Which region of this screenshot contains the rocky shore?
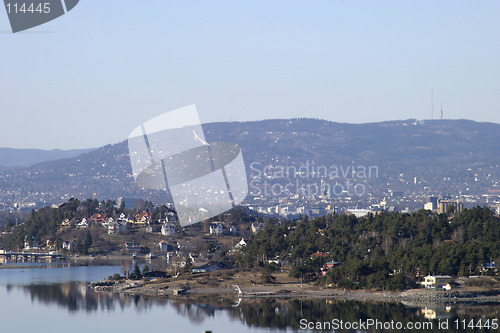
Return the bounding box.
[89,278,500,306]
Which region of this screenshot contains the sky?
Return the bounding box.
[1,0,500,150]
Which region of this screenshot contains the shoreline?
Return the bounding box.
[3,258,499,306]
[90,278,500,306]
[0,254,135,269]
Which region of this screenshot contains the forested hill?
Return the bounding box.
[1,118,499,204]
[237,207,500,290]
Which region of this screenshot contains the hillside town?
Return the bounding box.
[1,198,499,294]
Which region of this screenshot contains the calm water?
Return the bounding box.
[0,263,498,332]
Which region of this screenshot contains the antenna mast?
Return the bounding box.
[430,88,434,120]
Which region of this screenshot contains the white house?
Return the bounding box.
[62,240,74,251]
[76,218,89,228]
[101,217,114,227]
[424,202,434,211]
[251,222,265,234]
[345,209,372,218]
[209,222,223,235]
[422,275,453,289]
[118,213,128,224]
[107,220,117,234]
[233,238,247,251]
[108,219,127,235]
[161,223,176,236]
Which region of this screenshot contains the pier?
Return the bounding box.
[0,251,65,262]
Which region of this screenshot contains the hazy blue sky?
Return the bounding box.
[1,1,499,149]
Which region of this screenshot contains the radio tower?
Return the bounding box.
[430,88,434,120]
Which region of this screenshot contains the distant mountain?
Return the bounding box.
[0,147,95,172]
[0,118,499,205]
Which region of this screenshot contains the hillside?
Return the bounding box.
[236,206,500,290]
[0,147,95,172]
[0,118,499,205]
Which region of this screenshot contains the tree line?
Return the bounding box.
[235,207,500,290]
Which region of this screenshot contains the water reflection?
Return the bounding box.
[229,300,500,332]
[15,282,168,312]
[420,306,453,320]
[229,299,423,330]
[10,282,500,332]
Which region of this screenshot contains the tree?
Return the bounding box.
[387,274,407,291]
[261,264,277,283]
[129,263,142,280]
[84,231,92,251]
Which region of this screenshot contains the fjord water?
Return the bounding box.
[0,264,497,332]
[0,263,270,333]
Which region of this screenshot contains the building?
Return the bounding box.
[133,212,150,225]
[159,241,169,252]
[310,251,329,259]
[438,199,463,215]
[209,222,223,235]
[251,222,265,234]
[91,213,107,224]
[61,218,71,227]
[107,220,117,234]
[118,220,128,234]
[124,243,142,252]
[345,209,372,218]
[108,219,127,235]
[192,264,220,273]
[76,218,89,228]
[161,223,176,236]
[229,226,238,235]
[233,238,247,251]
[481,262,497,273]
[62,240,74,251]
[321,261,342,275]
[101,217,114,227]
[424,202,434,211]
[425,196,439,210]
[422,275,453,290]
[117,213,129,224]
